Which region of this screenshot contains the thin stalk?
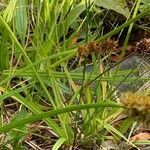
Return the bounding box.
[121,0,142,58]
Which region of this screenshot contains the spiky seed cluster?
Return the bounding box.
[121,92,150,111]
[87,41,100,53]
[136,38,150,54]
[78,38,150,57]
[78,45,89,57]
[77,39,118,57]
[121,92,150,123]
[78,41,102,57]
[100,39,118,53]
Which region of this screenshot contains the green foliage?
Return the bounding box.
[15,0,27,44]
[0,26,9,70]
[0,0,149,149]
[95,0,130,18]
[140,0,150,11]
[7,108,29,145]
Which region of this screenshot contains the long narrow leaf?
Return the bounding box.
[52,138,67,150]
[0,102,122,134]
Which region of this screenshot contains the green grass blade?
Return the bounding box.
[0,27,8,70]
[0,86,64,137]
[96,119,137,148]
[15,0,27,44]
[3,0,17,22]
[0,102,122,134]
[52,138,67,150]
[0,15,55,107]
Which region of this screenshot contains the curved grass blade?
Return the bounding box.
[0,102,122,134]
[52,138,67,150]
